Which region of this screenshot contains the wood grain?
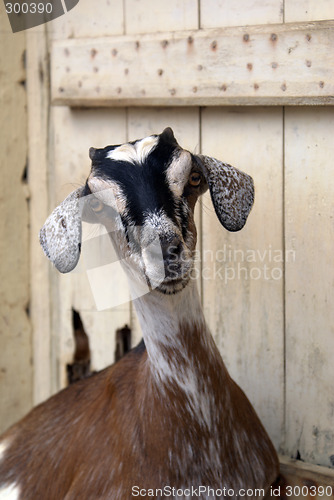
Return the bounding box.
[51,21,334,107]
[201,107,284,449]
[284,107,334,468]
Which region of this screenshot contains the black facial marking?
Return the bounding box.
[89,132,181,227]
[178,201,190,241]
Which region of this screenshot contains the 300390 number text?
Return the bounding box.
[5,2,53,14]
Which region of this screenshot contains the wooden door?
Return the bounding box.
[26,0,334,486]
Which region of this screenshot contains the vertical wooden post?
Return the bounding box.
[27,26,53,404]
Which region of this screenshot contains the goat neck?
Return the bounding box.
[136,279,215,355]
[133,279,228,411]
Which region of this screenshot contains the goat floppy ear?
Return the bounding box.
[196,154,254,232]
[39,188,83,273]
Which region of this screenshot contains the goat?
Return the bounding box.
[0,128,279,499]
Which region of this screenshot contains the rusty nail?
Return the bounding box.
[197,64,203,71]
[193,86,197,93]
[254,83,259,90]
[135,41,140,49]
[170,88,176,96]
[247,63,253,71]
[188,36,194,44]
[211,40,217,50]
[281,83,287,91]
[271,33,277,42]
[161,40,169,48]
[158,69,164,76]
[319,81,325,88]
[112,49,118,57]
[306,60,312,67]
[306,34,312,41]
[220,84,227,91]
[243,34,249,42]
[91,48,97,58]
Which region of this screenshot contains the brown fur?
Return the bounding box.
[0,319,278,499]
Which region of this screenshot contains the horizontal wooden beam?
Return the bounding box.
[51,21,334,107]
[279,455,334,499]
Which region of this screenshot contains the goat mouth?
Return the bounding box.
[141,254,193,294]
[157,270,192,294]
[157,278,190,295]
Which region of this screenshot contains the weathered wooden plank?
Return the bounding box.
[127,108,201,150]
[0,14,32,433]
[51,21,334,107]
[279,455,334,499]
[201,107,284,448]
[284,108,334,468]
[26,27,53,404]
[125,0,198,34]
[201,0,283,28]
[48,0,124,40]
[285,0,334,23]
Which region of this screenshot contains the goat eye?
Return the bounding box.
[188,172,202,187]
[90,197,104,213]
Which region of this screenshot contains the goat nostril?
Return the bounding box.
[160,236,182,261]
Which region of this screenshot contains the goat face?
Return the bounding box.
[40,127,254,296]
[84,127,206,294]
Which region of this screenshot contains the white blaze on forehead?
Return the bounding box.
[106,135,159,165]
[88,176,127,215]
[0,483,20,500]
[166,150,192,197]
